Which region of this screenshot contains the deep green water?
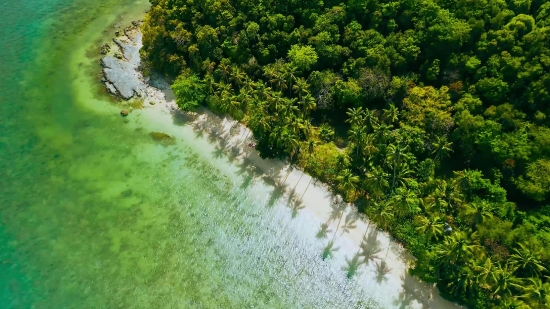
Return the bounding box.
[0,1,385,308]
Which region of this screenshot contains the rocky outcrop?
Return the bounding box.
[100,22,145,100]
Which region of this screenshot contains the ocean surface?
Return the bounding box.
[0,0,387,308]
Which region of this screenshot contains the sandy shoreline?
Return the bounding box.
[100,24,464,309]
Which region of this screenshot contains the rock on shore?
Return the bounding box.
[100,22,145,100]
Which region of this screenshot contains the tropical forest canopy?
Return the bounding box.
[141,0,550,308]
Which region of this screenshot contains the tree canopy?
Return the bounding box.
[142,0,550,307]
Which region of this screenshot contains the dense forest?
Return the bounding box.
[141,0,550,307]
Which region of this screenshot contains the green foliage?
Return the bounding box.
[287,45,318,71]
[171,73,207,111]
[142,0,550,307]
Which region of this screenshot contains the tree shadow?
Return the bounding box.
[326,195,346,224]
[212,145,226,159]
[170,107,194,126]
[290,198,305,218]
[359,229,382,267]
[375,260,391,284]
[393,271,432,309]
[207,128,220,143]
[267,186,284,208]
[226,146,240,163]
[316,223,331,239]
[340,212,358,235]
[344,252,362,278]
[321,240,339,260]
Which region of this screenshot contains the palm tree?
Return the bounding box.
[474,257,498,289]
[492,262,522,299]
[230,65,246,89]
[362,134,379,157]
[392,163,414,190]
[447,264,476,297]
[386,143,412,191]
[348,125,366,158]
[263,65,277,88]
[271,128,300,184]
[336,169,360,201]
[364,108,380,132]
[463,201,493,228]
[346,107,365,128]
[494,297,529,309]
[414,215,444,241]
[432,135,453,161]
[388,187,420,218]
[218,62,231,82]
[369,201,394,231]
[435,231,481,271]
[519,278,550,308]
[510,243,547,277]
[274,71,287,92]
[249,108,271,135]
[364,166,389,198]
[293,77,309,100]
[202,60,216,74]
[382,103,399,124]
[285,65,298,96]
[301,94,316,116]
[424,182,449,214]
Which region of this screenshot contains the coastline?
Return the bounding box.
[99,23,464,309]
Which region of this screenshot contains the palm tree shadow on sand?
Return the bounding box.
[344,252,362,278]
[212,145,226,159]
[316,223,331,239]
[375,260,391,284]
[359,229,383,267]
[321,240,339,260]
[394,271,432,309]
[290,198,305,218]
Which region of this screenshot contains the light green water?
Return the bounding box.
[0,0,384,308]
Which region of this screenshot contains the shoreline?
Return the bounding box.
[99,24,464,309]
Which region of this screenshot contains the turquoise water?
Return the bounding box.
[0,0,384,308]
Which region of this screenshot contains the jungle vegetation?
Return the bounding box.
[141,0,550,307]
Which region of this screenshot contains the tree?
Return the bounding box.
[346,107,365,128]
[463,201,493,228]
[336,169,360,201]
[171,74,207,111]
[510,243,547,277]
[519,278,550,308]
[492,263,522,299]
[431,135,453,161]
[435,232,481,271]
[287,45,318,71]
[382,103,399,124]
[389,187,420,218]
[364,166,389,199]
[414,215,444,241]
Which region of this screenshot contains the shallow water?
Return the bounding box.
[0,1,388,308]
